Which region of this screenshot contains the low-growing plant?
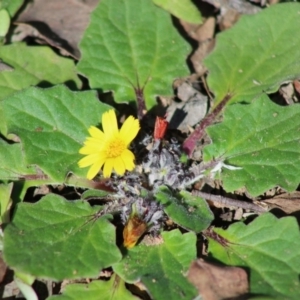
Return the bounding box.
[1,0,300,299]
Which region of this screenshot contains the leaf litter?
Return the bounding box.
[0,0,299,299]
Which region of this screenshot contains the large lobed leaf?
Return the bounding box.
[208,213,300,299]
[3,194,122,280]
[77,0,190,109]
[0,85,111,181]
[113,230,197,300]
[48,274,138,300]
[0,43,80,101]
[203,94,300,196]
[205,3,300,104]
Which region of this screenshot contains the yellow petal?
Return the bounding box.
[78,153,99,168]
[113,156,126,176]
[80,136,106,154]
[79,147,93,155]
[86,158,105,180]
[121,149,135,171]
[103,158,114,178]
[79,144,102,155]
[120,116,140,145]
[88,126,105,139]
[102,109,118,137]
[85,137,105,145]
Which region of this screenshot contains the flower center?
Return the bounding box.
[106,137,126,158]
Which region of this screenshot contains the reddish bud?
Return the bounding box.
[154,116,168,140]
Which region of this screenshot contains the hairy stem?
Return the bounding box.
[183,94,232,157]
[135,88,147,120]
[192,190,267,213]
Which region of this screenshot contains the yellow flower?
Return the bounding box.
[78,109,140,179]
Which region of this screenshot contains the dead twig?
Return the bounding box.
[192,190,267,213]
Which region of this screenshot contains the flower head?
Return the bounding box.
[78,109,140,179]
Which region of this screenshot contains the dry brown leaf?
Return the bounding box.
[293,79,300,95]
[280,82,297,105]
[202,0,261,31]
[16,0,99,58]
[142,234,164,246]
[269,0,280,4]
[181,17,215,42]
[218,9,240,31]
[264,191,300,214]
[203,0,262,15]
[183,17,216,75]
[187,259,248,300]
[180,21,201,41]
[195,17,216,42]
[13,23,75,58]
[191,39,215,75]
[166,82,208,132]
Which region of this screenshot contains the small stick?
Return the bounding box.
[192,190,267,213]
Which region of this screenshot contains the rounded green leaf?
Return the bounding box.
[114,230,197,300]
[48,275,138,300]
[0,85,111,181]
[0,43,81,101]
[77,0,190,109]
[203,94,300,196]
[208,213,300,298]
[0,9,10,37]
[3,194,122,280]
[152,0,202,24]
[155,186,213,232]
[205,3,300,104]
[0,182,13,224]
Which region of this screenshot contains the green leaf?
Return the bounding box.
[47,274,138,300]
[14,271,35,285]
[0,85,111,181]
[114,230,197,300]
[1,0,24,16]
[203,94,300,196]
[155,186,213,232]
[0,9,10,37]
[77,0,190,109]
[81,189,111,200]
[205,3,300,104]
[208,213,300,299]
[152,0,202,24]
[0,182,13,223]
[0,139,36,180]
[3,194,122,280]
[0,138,55,201]
[0,43,81,101]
